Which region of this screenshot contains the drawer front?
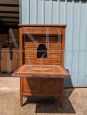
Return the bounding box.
[25,52,37,58]
[38,37,46,43]
[37,59,47,65]
[24,42,38,48]
[25,58,61,65]
[22,27,62,35]
[24,49,37,54]
[46,27,62,35]
[47,50,61,54]
[23,78,40,93]
[47,43,61,51]
[41,79,61,94]
[46,59,61,65]
[25,58,38,64]
[22,27,46,35]
[48,53,61,59]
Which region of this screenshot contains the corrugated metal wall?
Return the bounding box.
[20,0,87,87]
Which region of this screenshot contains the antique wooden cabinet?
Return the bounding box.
[13,24,70,107]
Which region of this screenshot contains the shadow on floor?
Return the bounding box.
[23,88,75,113]
[0,73,12,77]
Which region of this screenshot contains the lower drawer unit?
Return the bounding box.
[40,79,61,94]
[22,78,62,96]
[23,78,40,95]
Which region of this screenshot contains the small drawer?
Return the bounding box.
[22,27,46,35]
[37,37,47,43]
[25,53,37,58]
[48,43,61,50]
[25,58,38,64]
[37,59,47,65]
[46,27,62,35]
[24,42,38,48]
[48,53,61,59]
[46,59,61,65]
[24,49,37,54]
[47,49,62,54]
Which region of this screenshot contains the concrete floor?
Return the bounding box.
[0,77,87,115]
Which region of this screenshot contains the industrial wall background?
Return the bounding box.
[19,0,87,87]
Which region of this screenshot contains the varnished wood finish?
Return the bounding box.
[18,24,66,27]
[13,65,69,78]
[13,24,69,107]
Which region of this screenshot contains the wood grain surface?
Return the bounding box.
[12,65,70,78]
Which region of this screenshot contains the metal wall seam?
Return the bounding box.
[58,0,60,24]
[85,2,87,75]
[64,0,67,68]
[43,0,45,24]
[71,0,75,85]
[77,0,83,86]
[29,0,30,24]
[51,0,53,24]
[36,0,38,24]
[84,3,87,85]
[19,0,22,24]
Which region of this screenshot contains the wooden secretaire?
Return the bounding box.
[12,24,70,107]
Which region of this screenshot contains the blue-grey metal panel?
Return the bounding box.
[52,0,59,24]
[38,0,45,24]
[64,1,74,87]
[20,0,87,87]
[78,2,87,86]
[45,0,52,24]
[21,0,29,24]
[30,0,38,24]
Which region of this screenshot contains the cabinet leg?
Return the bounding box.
[59,78,64,108]
[20,78,23,107]
[59,97,63,108]
[20,95,23,107]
